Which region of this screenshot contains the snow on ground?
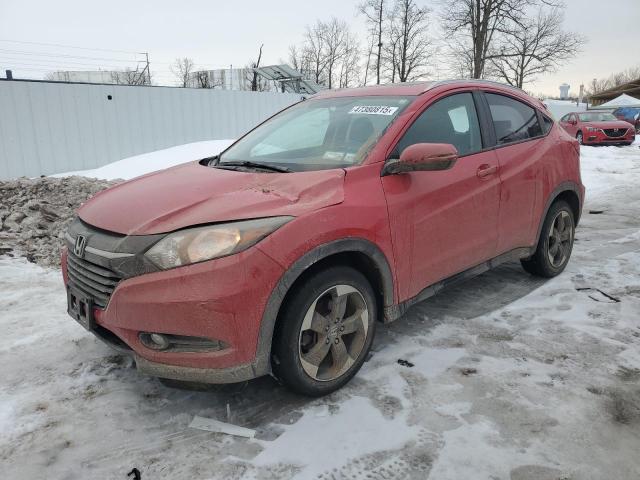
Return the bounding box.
[2,141,640,479]
[53,140,234,180]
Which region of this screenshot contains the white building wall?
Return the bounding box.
[48,71,119,84]
[0,80,302,179]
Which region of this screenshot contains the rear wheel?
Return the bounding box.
[521,200,575,278]
[272,266,377,396]
[576,131,583,145]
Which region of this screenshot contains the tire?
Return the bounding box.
[272,266,377,396]
[576,131,583,145]
[521,200,575,278]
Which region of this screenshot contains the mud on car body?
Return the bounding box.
[63,80,584,396]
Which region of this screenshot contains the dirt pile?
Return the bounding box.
[0,176,119,267]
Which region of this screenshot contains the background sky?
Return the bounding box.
[1,0,638,97]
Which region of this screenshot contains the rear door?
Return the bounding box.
[482,91,548,253]
[382,91,501,301]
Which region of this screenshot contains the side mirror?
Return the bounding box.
[381,143,458,176]
[570,119,578,125]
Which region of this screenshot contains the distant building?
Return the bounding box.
[46,69,151,86]
[559,83,570,100]
[187,68,276,91]
[47,70,119,84]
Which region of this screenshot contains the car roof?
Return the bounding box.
[312,79,529,98]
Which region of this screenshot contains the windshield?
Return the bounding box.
[218,96,413,172]
[578,113,618,122]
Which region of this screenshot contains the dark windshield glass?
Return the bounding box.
[219,96,413,172]
[578,113,617,122]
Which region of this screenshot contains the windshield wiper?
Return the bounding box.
[215,160,291,173]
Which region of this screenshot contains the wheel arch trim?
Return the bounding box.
[252,238,394,376]
[534,181,583,248]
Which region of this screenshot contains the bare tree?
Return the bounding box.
[441,0,531,79]
[110,66,151,86]
[245,44,265,91]
[488,8,583,88]
[287,45,303,72]
[338,32,361,88]
[302,21,330,85]
[385,0,432,83]
[322,18,350,89]
[170,57,194,87]
[192,71,225,89]
[290,18,362,88]
[359,0,387,85]
[586,65,640,96]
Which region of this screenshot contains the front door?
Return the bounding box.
[560,113,578,136]
[381,92,501,301]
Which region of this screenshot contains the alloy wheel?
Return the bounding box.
[547,210,573,268]
[298,284,369,382]
[576,132,583,145]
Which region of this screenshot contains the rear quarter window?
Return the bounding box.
[541,114,554,134]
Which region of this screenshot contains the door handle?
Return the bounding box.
[477,164,498,178]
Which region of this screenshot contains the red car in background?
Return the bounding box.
[62,80,584,396]
[559,111,636,145]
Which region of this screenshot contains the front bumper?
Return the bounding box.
[583,129,635,145]
[62,244,284,383]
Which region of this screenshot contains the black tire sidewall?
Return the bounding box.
[536,200,575,277]
[272,266,377,396]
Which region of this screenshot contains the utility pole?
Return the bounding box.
[145,52,151,85]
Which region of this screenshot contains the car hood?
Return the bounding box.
[584,120,634,129]
[78,161,346,235]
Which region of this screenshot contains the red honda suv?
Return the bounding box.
[62,80,584,396]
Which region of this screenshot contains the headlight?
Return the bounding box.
[145,216,293,269]
[586,126,598,132]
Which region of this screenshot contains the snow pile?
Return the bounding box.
[54,139,234,181]
[0,176,118,267]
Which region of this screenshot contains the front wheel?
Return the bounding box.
[272,266,377,396]
[521,200,575,278]
[576,132,583,145]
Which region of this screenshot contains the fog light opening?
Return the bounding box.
[140,332,170,350]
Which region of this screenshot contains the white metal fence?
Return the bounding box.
[0,80,302,179]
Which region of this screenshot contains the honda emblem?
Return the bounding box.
[74,235,87,257]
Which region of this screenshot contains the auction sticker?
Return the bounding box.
[349,105,399,115]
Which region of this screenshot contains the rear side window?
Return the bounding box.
[395,92,482,157]
[486,93,543,145]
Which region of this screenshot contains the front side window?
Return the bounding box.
[486,93,543,145]
[219,96,413,172]
[394,93,483,157]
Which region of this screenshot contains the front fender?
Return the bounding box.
[252,238,394,377]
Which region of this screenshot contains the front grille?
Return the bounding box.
[603,128,627,138]
[66,252,121,309]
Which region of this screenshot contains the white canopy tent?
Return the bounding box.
[590,93,640,110]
